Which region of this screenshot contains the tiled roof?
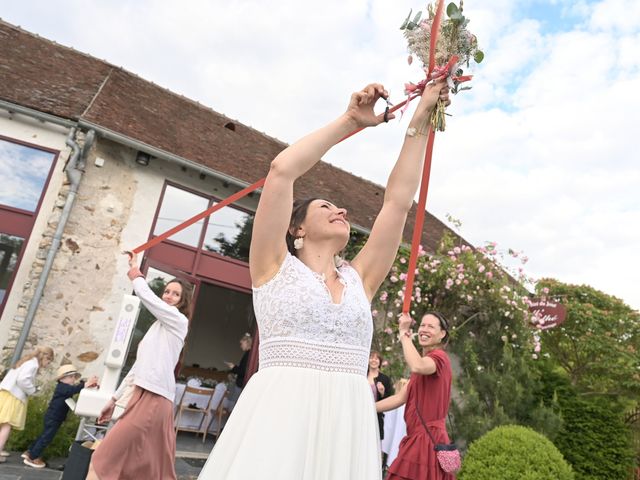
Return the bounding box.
[0,19,467,253]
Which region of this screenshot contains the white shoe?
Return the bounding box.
[0,450,9,457]
[23,456,47,469]
[21,451,29,459]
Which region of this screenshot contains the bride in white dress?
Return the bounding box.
[198,80,450,479]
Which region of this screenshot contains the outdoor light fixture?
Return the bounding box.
[135,151,151,166]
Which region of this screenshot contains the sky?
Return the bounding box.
[1,0,639,309]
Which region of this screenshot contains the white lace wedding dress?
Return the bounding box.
[198,253,381,479]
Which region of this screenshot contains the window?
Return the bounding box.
[152,183,254,263]
[0,138,56,212]
[153,185,209,247]
[204,204,252,262]
[0,136,58,316]
[0,234,25,307]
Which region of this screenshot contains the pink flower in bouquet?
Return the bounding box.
[486,271,493,279]
[445,278,454,289]
[453,246,461,254]
[399,272,407,281]
[478,264,485,273]
[390,275,398,283]
[384,327,394,335]
[399,257,406,264]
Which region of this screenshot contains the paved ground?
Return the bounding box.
[0,448,206,479]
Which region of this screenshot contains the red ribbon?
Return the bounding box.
[400,0,446,314]
[132,95,421,254]
[135,0,455,320]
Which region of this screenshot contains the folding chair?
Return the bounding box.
[204,382,231,442]
[174,386,215,439]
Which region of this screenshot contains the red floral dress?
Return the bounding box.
[386,349,455,480]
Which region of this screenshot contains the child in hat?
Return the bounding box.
[22,364,98,469]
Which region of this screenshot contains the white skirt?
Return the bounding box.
[198,366,382,480]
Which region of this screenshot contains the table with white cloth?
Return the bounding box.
[174,382,230,433]
[381,405,406,466]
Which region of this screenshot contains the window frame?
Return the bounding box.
[0,135,60,317]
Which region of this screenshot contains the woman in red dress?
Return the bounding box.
[376,312,454,480]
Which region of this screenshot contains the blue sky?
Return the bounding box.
[1,0,639,309]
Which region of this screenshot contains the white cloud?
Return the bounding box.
[1,0,639,308]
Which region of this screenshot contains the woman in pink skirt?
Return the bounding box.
[87,253,192,480]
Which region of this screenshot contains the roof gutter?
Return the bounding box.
[76,120,372,235]
[0,99,76,129]
[78,119,254,192]
[10,127,96,364]
[0,101,370,234]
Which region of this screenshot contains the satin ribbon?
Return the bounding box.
[135,0,452,320]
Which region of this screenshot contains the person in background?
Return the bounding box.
[376,312,454,480]
[0,346,54,463]
[86,252,192,480]
[22,364,99,469]
[368,350,394,438]
[225,333,252,403]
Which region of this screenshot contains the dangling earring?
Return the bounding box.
[294,237,304,250]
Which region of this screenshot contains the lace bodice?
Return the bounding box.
[253,253,373,376]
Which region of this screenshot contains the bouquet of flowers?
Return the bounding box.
[401,1,484,131]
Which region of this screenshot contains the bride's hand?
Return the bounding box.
[410,77,451,126]
[344,83,395,128]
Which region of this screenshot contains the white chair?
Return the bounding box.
[175,386,215,440]
[204,382,229,442]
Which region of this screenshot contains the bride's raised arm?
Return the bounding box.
[352,78,450,300]
[249,83,390,287]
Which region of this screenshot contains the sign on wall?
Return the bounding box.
[529,299,567,330]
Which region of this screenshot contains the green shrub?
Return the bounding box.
[6,388,80,459]
[555,396,635,480]
[459,425,574,480]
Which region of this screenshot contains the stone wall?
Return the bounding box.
[2,136,137,378]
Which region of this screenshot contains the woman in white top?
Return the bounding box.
[0,346,54,462]
[87,253,191,480]
[198,79,450,480]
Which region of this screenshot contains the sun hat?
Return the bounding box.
[56,364,80,380]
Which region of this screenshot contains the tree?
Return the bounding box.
[350,230,560,445]
[536,279,640,397]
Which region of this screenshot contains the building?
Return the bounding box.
[0,20,461,383]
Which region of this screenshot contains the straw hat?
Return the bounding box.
[56,364,80,380]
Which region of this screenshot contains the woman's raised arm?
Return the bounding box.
[250,83,391,287]
[352,79,450,300]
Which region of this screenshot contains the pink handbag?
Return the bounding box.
[416,405,461,473]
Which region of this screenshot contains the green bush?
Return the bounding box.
[459,425,574,480]
[554,396,635,480]
[6,388,80,459]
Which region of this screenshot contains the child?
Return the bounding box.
[22,364,98,469]
[0,346,54,463]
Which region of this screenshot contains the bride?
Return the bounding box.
[198,79,450,479]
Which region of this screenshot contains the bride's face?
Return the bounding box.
[297,199,350,249]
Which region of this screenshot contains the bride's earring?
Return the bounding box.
[293,237,304,250]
